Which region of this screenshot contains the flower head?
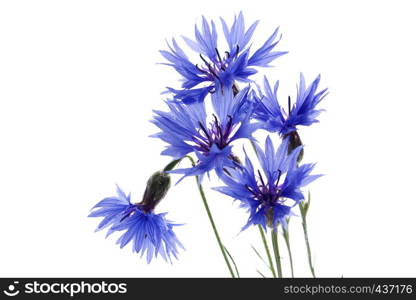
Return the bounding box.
[253,73,328,136]
[160,12,287,104]
[88,183,184,263]
[152,87,258,182]
[213,136,321,230]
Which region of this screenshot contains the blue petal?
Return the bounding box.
[248,27,288,67]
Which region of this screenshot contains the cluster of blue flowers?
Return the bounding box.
[89,12,327,264]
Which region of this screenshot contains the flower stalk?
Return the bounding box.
[271,228,283,278]
[182,156,236,278]
[300,192,316,278]
[196,178,236,277]
[258,225,277,278]
[282,221,294,278]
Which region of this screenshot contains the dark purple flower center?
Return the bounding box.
[120,205,137,222]
[120,203,152,222]
[195,46,240,88]
[192,114,235,156]
[246,170,283,207]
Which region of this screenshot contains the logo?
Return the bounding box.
[2,280,127,297]
[3,281,20,297]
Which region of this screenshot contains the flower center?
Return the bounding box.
[120,205,137,222]
[195,46,240,88]
[246,170,284,207]
[192,114,235,155]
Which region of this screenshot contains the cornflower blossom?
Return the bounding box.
[213,137,321,230]
[152,87,259,181]
[160,12,287,104]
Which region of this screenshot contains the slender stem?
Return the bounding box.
[258,225,276,278]
[300,203,316,278]
[195,177,235,278]
[282,226,294,278]
[224,246,240,278]
[271,228,283,278]
[163,159,182,172]
[256,270,266,278]
[166,157,236,277]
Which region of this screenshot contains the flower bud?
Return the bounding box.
[139,171,171,213]
[285,130,304,163]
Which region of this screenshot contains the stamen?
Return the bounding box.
[222,115,233,141]
[257,170,266,187]
[195,64,208,74]
[199,54,211,67]
[215,48,223,64]
[208,65,221,80]
[212,114,223,144]
[198,121,212,142]
[276,170,282,186]
[245,184,257,196]
[212,114,220,128]
[235,45,240,59]
[288,96,292,114]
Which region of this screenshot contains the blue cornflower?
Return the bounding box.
[213,136,321,230]
[151,87,259,181]
[253,73,328,136]
[160,12,287,104]
[88,184,184,263]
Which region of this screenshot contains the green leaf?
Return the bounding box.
[224,246,240,278]
[251,245,270,269]
[256,270,266,278]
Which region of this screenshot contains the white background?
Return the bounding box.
[1,0,415,277]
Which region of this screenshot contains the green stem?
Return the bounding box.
[271,228,283,278]
[300,202,316,278]
[224,246,240,278]
[182,156,235,278]
[258,225,276,278]
[282,226,294,278]
[196,177,235,278]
